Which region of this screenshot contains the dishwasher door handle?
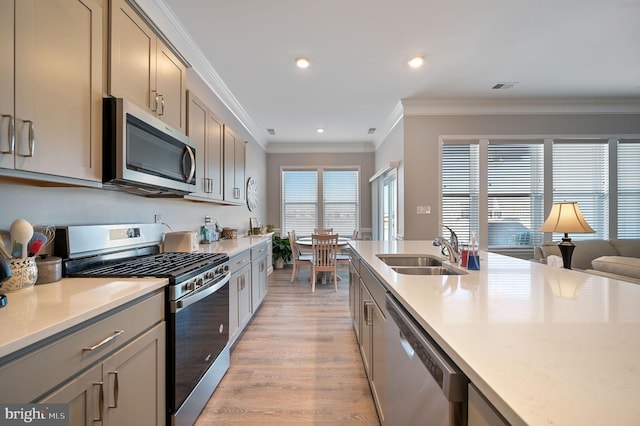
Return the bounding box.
[398,330,415,358]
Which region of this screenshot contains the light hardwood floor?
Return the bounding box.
[195,265,380,425]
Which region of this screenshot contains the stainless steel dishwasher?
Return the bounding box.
[386,294,469,425]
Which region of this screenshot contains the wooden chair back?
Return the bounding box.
[311,234,338,269]
[313,228,334,235]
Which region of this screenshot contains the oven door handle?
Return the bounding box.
[171,273,230,314]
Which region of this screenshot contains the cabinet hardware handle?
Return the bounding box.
[17,120,35,157]
[93,381,104,422]
[364,301,374,326]
[151,90,158,113]
[158,94,165,116]
[83,330,125,352]
[108,371,119,408]
[236,258,247,265]
[1,114,14,154]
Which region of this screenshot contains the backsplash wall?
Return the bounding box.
[0,180,263,236]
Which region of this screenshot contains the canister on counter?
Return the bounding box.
[35,256,62,284]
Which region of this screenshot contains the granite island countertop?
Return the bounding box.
[350,240,640,426]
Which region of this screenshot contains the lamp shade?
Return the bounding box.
[538,202,595,233]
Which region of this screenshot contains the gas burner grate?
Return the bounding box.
[72,252,228,278]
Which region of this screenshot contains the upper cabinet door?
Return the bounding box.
[156,42,186,132]
[109,0,156,113]
[109,0,186,132]
[0,0,15,170]
[13,0,103,181]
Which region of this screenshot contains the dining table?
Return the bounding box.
[295,236,351,284]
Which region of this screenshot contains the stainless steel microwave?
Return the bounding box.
[102,97,196,197]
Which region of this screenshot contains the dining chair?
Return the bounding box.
[351,230,359,240]
[314,228,333,235]
[311,234,338,292]
[289,232,312,283]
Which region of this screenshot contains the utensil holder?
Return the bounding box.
[4,257,38,291]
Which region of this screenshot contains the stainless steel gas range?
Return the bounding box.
[55,223,230,426]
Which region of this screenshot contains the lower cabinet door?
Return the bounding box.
[102,322,166,426]
[39,363,103,425]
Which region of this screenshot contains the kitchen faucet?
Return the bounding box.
[433,225,460,264]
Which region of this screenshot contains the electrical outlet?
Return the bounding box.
[417,205,431,215]
[154,214,162,223]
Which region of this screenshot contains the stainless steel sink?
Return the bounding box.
[377,255,443,267]
[391,266,465,276]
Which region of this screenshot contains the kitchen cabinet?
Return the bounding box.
[0,0,103,183]
[223,126,246,204]
[186,91,224,201]
[0,290,165,423]
[358,263,386,424]
[40,323,166,426]
[349,249,361,342]
[251,241,269,311]
[110,0,186,132]
[229,250,252,346]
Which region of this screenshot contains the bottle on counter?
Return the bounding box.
[200,216,217,244]
[467,231,480,270]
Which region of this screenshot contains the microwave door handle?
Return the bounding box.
[183,145,196,183]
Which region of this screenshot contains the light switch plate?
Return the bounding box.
[417,205,431,215]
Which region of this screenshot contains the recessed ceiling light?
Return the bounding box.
[316,128,325,133]
[368,128,376,134]
[492,82,518,90]
[408,55,425,68]
[295,57,310,69]
[267,128,276,135]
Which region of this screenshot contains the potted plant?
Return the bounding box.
[272,235,292,269]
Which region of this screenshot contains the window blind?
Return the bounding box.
[487,142,544,247]
[282,170,318,237]
[552,141,609,240]
[323,170,359,236]
[442,144,479,243]
[618,140,640,238]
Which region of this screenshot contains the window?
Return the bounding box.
[441,144,479,243]
[323,170,359,236]
[487,142,544,247]
[282,168,359,237]
[282,170,317,236]
[618,140,640,238]
[552,140,609,240]
[441,136,639,250]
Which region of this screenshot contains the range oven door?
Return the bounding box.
[168,274,230,413]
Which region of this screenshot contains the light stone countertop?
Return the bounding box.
[196,234,271,257]
[0,277,168,359]
[350,240,640,426]
[0,235,272,361]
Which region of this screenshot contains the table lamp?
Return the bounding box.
[538,201,595,269]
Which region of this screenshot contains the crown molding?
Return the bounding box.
[402,97,640,115]
[373,101,404,150]
[135,0,266,148]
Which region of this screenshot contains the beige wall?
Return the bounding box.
[401,113,640,241]
[0,71,267,236]
[266,152,375,235]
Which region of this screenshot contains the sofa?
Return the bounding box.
[534,239,640,284]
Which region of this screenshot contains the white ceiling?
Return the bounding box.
[144,0,640,149]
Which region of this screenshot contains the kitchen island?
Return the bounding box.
[350,240,640,425]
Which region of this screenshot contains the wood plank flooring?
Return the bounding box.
[195,265,380,425]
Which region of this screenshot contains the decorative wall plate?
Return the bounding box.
[246,177,257,211]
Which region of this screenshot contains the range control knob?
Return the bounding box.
[205,271,214,280]
[185,281,195,291]
[195,278,204,288]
